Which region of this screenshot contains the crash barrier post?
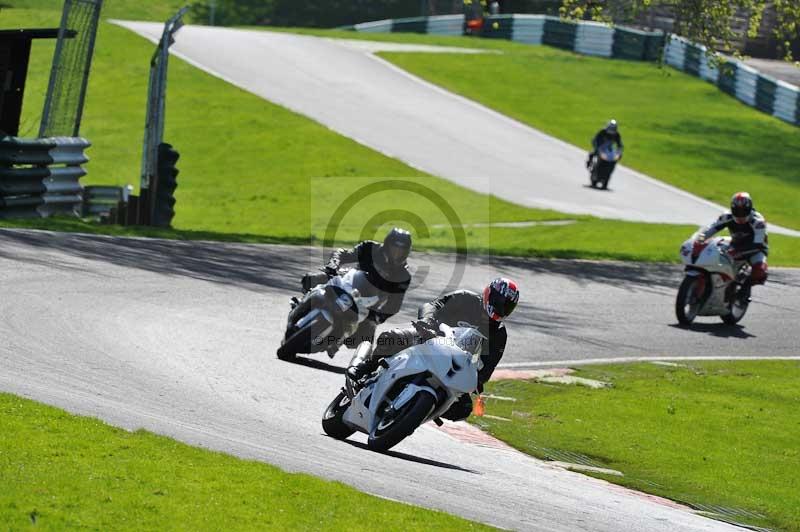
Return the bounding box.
[153,142,179,228]
[663,34,800,127]
[349,14,664,61]
[0,136,89,218]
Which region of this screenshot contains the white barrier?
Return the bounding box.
[773,81,799,124]
[574,21,614,57]
[734,62,758,106]
[664,35,686,69]
[511,14,545,45]
[354,19,393,33]
[426,14,464,36]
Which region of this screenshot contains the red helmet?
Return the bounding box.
[730,192,753,223]
[483,278,520,321]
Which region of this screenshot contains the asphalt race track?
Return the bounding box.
[113,21,799,237]
[4,229,799,530]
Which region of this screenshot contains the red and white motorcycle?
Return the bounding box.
[676,233,751,326]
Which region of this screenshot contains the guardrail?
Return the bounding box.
[664,35,799,127]
[0,136,89,218]
[349,14,665,61]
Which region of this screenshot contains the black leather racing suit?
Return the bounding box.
[369,290,508,421]
[300,240,411,346]
[591,129,623,153]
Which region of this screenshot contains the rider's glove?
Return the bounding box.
[412,320,438,342]
[324,264,338,277]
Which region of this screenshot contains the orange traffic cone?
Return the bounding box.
[473,394,485,417]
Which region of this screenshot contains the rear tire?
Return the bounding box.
[322,390,355,440]
[368,392,436,452]
[676,276,702,326]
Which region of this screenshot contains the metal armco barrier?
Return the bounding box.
[0,136,89,218]
[83,184,130,216]
[349,14,664,61]
[664,35,800,127]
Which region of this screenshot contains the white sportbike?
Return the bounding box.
[676,233,752,326]
[321,325,485,452]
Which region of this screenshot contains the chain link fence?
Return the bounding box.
[39,0,103,138]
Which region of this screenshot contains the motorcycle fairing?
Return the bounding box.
[342,338,479,434]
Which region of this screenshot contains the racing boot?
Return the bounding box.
[737,279,753,305]
[346,341,378,389]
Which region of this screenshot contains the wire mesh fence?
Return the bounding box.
[39,0,103,138]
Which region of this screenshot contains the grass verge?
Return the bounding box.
[475,361,800,531]
[3,9,798,265]
[0,392,492,530]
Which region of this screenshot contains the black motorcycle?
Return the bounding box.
[589,142,622,190]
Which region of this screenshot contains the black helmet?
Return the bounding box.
[605,119,618,134]
[382,227,412,266]
[730,192,753,222]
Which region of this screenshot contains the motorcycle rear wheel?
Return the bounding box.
[676,276,702,326]
[322,390,356,440]
[368,392,436,452]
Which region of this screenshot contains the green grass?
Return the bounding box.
[2,8,798,265]
[476,361,800,531]
[273,28,800,231]
[0,392,493,530]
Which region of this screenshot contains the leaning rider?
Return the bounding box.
[347,278,520,421]
[698,192,768,303]
[296,228,412,353]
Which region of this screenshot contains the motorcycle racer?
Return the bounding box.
[586,119,623,168]
[347,278,519,421]
[698,192,768,302]
[294,228,412,354]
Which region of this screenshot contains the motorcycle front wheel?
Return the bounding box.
[676,276,702,326]
[277,315,330,361]
[322,390,356,440]
[368,392,436,452]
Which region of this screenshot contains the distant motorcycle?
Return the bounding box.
[322,325,485,452]
[277,269,385,361]
[675,234,751,326]
[589,142,622,190]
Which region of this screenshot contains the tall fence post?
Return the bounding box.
[139,6,187,226]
